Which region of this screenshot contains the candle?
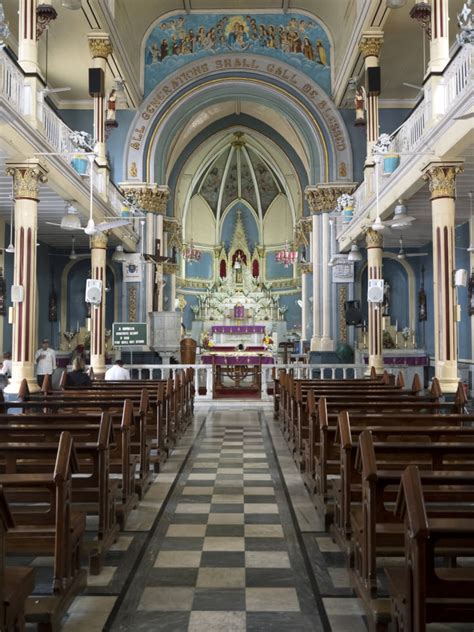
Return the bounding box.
[395,319,398,331]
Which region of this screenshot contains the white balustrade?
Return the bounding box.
[0,50,25,113]
[444,43,472,111]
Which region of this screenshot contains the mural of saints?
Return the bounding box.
[145,13,331,95]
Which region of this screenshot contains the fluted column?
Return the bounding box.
[306,188,321,350]
[4,160,48,394]
[360,30,383,197]
[87,31,113,167]
[18,0,38,73]
[366,228,384,374]
[423,161,464,393]
[429,0,450,72]
[300,263,312,342]
[90,232,108,378]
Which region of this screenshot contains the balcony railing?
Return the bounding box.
[0,49,25,114]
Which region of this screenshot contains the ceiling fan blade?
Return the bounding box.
[45,222,63,227]
[454,112,474,121]
[406,253,428,257]
[96,219,132,231]
[41,87,71,94]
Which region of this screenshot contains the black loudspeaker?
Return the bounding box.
[366,66,381,96]
[344,300,363,326]
[88,68,105,97]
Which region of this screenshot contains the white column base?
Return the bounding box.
[4,378,40,395]
[435,361,459,394]
[319,337,335,352]
[91,357,107,379]
[368,354,384,375]
[310,336,323,352]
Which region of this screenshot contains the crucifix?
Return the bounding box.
[144,239,170,311]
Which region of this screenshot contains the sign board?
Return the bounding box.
[112,322,147,346]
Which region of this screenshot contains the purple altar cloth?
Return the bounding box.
[211,325,266,334]
[363,355,429,366]
[201,354,274,365]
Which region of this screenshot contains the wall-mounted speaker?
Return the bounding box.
[11,285,24,303]
[88,68,104,97]
[368,279,384,303]
[366,66,381,96]
[344,300,363,326]
[85,279,102,305]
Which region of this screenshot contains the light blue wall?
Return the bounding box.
[185,251,213,279]
[279,294,301,331]
[220,203,259,251]
[266,253,293,280]
[183,294,199,331]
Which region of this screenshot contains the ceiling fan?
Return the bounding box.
[397,237,428,260]
[46,156,131,235]
[39,29,71,97]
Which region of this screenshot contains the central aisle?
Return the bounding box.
[101,408,366,631]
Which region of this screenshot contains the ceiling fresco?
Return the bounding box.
[144,12,331,96]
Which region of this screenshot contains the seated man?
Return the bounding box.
[105,359,131,381]
[66,357,92,388]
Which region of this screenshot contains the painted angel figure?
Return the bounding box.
[354,86,366,126]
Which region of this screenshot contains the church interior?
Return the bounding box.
[0,0,472,630]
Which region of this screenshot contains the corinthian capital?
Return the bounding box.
[359,30,384,58]
[365,227,384,249]
[422,161,464,200]
[87,30,113,59]
[6,160,48,201]
[305,183,356,213]
[90,232,108,249]
[120,182,170,214]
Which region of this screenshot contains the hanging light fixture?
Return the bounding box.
[182,239,201,262]
[347,243,363,262]
[112,244,127,262]
[275,241,298,268]
[0,2,9,42]
[387,0,407,7]
[386,199,417,229]
[60,202,81,230]
[410,1,432,38]
[69,236,77,260]
[36,1,57,40]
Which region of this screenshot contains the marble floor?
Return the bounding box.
[56,405,370,631]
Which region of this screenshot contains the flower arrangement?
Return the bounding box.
[69,130,95,152]
[402,326,411,340]
[201,330,214,349]
[263,334,273,350]
[336,193,355,213]
[63,330,76,350]
[372,133,392,155]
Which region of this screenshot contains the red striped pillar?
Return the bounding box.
[90,232,108,378]
[430,0,450,72]
[366,228,384,375]
[5,160,48,394]
[423,161,464,392]
[87,31,113,166]
[359,31,383,165]
[18,0,38,73]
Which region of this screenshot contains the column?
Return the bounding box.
[423,161,464,393]
[359,29,383,196]
[90,232,108,378]
[366,228,384,374]
[87,31,113,167]
[305,190,321,351]
[18,0,38,74]
[4,160,48,394]
[119,183,170,318]
[156,213,164,312]
[300,263,312,342]
[426,0,450,122]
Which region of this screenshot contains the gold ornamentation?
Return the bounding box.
[359,33,384,58]
[129,162,138,178]
[120,183,169,214]
[422,162,464,200]
[300,263,313,275]
[339,162,347,178]
[87,32,113,59]
[6,162,48,200]
[128,286,137,322]
[163,262,178,275]
[305,184,356,213]
[176,295,187,311]
[339,286,348,343]
[365,227,383,249]
[90,232,108,249]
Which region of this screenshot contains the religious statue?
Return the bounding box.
[354,86,366,126]
[106,89,117,122]
[233,252,244,284]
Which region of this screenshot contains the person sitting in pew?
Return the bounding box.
[105,359,131,381]
[66,357,92,388]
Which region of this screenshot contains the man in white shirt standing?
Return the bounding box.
[105,359,131,381]
[35,339,56,387]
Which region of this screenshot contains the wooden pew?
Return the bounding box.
[386,465,474,632]
[0,486,35,632]
[0,432,87,631]
[350,430,474,629]
[0,414,118,575]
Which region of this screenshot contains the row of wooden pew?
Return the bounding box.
[274,368,474,632]
[0,369,195,631]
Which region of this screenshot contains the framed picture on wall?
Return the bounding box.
[332,262,354,283]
